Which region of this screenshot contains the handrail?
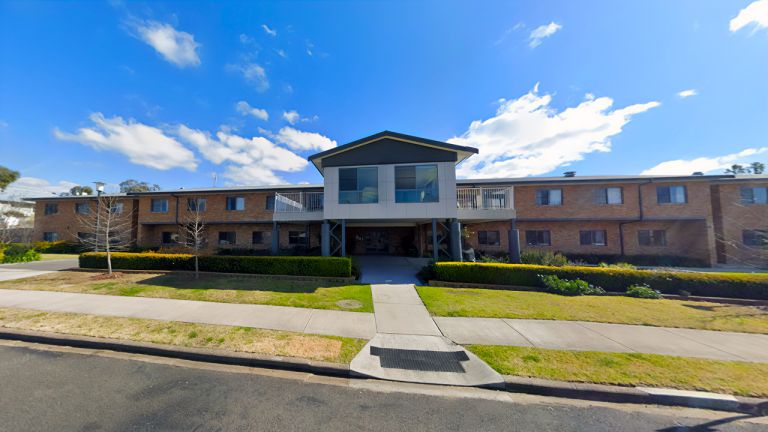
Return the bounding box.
[457,187,513,210]
[274,192,324,213]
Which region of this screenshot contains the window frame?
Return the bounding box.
[150,199,169,213]
[252,231,264,245]
[525,230,551,246]
[595,187,623,205]
[638,229,667,247]
[535,189,563,206]
[225,196,245,211]
[656,185,687,205]
[42,232,59,242]
[478,230,501,246]
[742,229,768,248]
[288,230,308,246]
[338,167,379,204]
[394,164,440,203]
[74,202,90,215]
[44,203,59,215]
[265,195,275,210]
[218,231,237,246]
[579,230,607,246]
[186,198,207,212]
[740,187,768,205]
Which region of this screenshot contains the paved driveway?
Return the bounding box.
[355,255,429,284]
[0,258,78,281]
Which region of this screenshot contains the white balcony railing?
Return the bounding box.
[457,187,513,210]
[274,192,324,213]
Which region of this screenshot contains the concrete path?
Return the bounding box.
[435,317,768,363]
[0,258,78,282]
[0,289,376,339]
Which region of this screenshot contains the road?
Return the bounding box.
[0,342,764,431]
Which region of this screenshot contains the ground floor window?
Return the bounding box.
[218,231,236,246]
[525,230,551,246]
[161,231,178,244]
[638,229,666,246]
[288,231,308,246]
[742,229,768,247]
[478,230,501,246]
[579,230,607,246]
[252,231,264,244]
[43,232,59,241]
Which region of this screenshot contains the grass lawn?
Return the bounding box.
[468,345,768,397]
[0,307,366,363]
[40,254,80,261]
[417,286,768,334]
[0,271,373,313]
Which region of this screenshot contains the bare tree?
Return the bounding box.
[76,195,133,276]
[178,197,207,278]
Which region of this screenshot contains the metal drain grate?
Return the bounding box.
[370,346,469,373]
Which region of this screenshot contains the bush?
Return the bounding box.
[540,275,605,296]
[79,252,352,277]
[432,262,768,300]
[598,262,637,270]
[626,284,662,299]
[564,253,708,268]
[2,244,41,263]
[520,250,568,267]
[32,241,85,254]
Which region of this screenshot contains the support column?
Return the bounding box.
[271,221,279,255]
[321,220,330,256]
[450,219,462,262]
[508,220,521,264]
[340,219,347,257]
[431,218,438,261]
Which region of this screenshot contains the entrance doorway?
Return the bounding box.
[346,226,417,255]
[363,230,389,254]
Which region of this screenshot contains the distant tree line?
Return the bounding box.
[725,162,765,175]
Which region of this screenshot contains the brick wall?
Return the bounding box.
[713,182,768,267]
[33,198,137,243]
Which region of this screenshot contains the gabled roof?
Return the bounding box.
[308,130,478,171]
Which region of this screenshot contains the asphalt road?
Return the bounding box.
[0,343,765,432]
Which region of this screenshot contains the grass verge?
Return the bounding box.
[417,286,768,334]
[0,271,373,312]
[468,345,768,397]
[0,307,366,364]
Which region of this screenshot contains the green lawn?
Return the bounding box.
[417,286,768,334]
[468,345,768,397]
[0,271,373,312]
[40,253,80,261]
[0,307,366,364]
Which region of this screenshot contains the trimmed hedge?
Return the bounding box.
[79,252,352,278]
[433,262,768,300]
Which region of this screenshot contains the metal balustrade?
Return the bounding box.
[274,192,324,213]
[456,187,514,210]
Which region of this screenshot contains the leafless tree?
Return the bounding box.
[76,195,133,276]
[178,197,207,278]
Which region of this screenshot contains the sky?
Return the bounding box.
[1,0,767,199]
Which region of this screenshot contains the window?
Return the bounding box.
[525,230,551,246]
[110,203,124,214]
[150,199,168,213]
[580,230,607,246]
[43,232,59,241]
[218,231,236,245]
[252,231,264,244]
[741,187,768,205]
[657,185,687,204]
[595,187,623,205]
[743,230,768,247]
[187,198,206,212]
[395,164,439,203]
[535,189,562,206]
[161,232,178,244]
[289,231,308,246]
[478,231,501,246]
[339,167,378,204]
[266,195,275,210]
[76,232,93,241]
[638,230,666,246]
[226,196,245,211]
[44,203,58,215]
[74,203,90,214]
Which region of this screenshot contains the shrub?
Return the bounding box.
[626,284,661,299]
[432,262,768,300]
[540,274,605,296]
[520,250,568,267]
[598,262,637,270]
[565,253,708,268]
[2,244,41,263]
[32,241,85,254]
[417,261,437,282]
[79,252,352,277]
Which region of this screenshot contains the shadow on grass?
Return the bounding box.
[134,272,346,294]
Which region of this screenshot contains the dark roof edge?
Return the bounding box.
[457,174,737,186]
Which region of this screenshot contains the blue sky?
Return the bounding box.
[1,0,767,198]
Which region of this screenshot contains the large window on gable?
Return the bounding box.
[339,167,378,204]
[395,164,439,203]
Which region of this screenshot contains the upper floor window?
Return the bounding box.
[110,203,124,214]
[339,167,378,204]
[44,203,58,215]
[150,199,168,213]
[741,187,768,205]
[742,229,768,248]
[395,164,439,203]
[478,231,501,246]
[595,187,623,205]
[525,230,551,246]
[226,196,245,211]
[657,185,687,204]
[266,195,275,210]
[43,232,59,241]
[187,198,207,212]
[638,229,666,246]
[74,203,90,214]
[535,189,562,206]
[580,230,607,246]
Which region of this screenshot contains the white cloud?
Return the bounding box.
[730,0,768,33]
[132,20,201,67]
[282,110,300,124]
[449,85,660,178]
[262,24,277,37]
[228,63,269,92]
[274,127,336,152]
[54,113,197,171]
[276,49,287,58]
[0,177,79,200]
[235,101,269,121]
[677,89,698,98]
[529,22,562,48]
[641,147,768,175]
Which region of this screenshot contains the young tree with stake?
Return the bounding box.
[179,197,207,278]
[76,195,133,276]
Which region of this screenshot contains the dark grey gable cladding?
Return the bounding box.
[323,138,457,167]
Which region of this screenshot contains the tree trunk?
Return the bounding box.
[107,250,113,275]
[194,254,199,279]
